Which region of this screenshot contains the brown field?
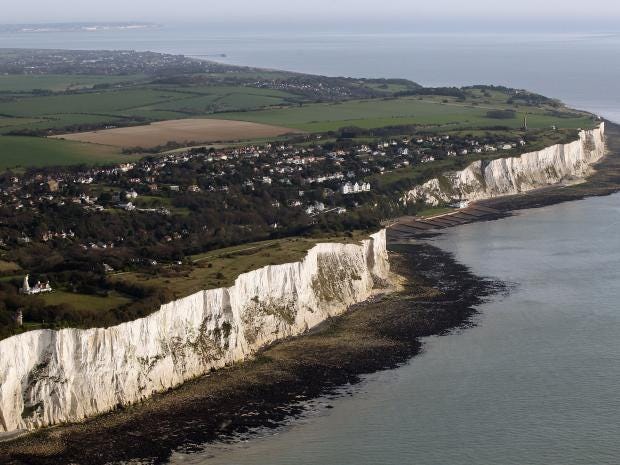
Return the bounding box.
[51,119,301,149]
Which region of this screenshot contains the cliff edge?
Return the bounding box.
[0,230,390,434]
[403,123,606,206]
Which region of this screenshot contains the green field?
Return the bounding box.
[0,74,147,92]
[0,73,598,168]
[205,97,595,132]
[0,76,595,139]
[40,290,133,312]
[0,259,20,274]
[0,84,302,135]
[0,136,137,169]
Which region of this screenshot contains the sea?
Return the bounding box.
[2,25,619,464]
[173,193,620,465]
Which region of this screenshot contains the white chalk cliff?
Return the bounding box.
[0,231,390,434]
[403,123,606,206]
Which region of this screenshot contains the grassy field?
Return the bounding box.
[0,78,594,139]
[0,260,21,274]
[41,290,134,312]
[0,136,138,169]
[113,232,369,300]
[0,75,598,168]
[206,96,595,132]
[0,74,147,92]
[0,84,302,135]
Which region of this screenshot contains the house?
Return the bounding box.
[118,202,135,211]
[187,185,201,193]
[20,274,52,295]
[305,202,325,215]
[341,182,371,195]
[47,179,59,192]
[17,235,31,244]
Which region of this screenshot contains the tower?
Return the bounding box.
[14,309,23,327]
[21,275,30,294]
[523,113,528,131]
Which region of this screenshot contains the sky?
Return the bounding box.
[3,0,620,27]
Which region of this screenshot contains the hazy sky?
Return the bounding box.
[4,0,620,25]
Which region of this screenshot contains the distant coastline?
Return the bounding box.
[0,22,159,34]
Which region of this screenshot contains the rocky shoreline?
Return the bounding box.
[0,243,504,465]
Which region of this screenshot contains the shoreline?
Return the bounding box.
[0,244,504,465]
[2,121,619,465]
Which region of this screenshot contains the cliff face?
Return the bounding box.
[403,123,606,206]
[0,231,390,434]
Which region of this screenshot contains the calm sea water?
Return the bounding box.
[1,27,620,121]
[169,193,620,465]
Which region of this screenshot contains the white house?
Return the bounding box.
[341,182,371,195]
[305,202,326,215]
[20,275,52,295]
[118,202,135,211]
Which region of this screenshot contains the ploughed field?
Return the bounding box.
[51,118,302,149]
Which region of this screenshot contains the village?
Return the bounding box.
[0,129,533,255]
[0,129,529,244]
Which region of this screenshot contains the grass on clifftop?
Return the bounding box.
[40,291,133,313]
[111,232,370,301]
[207,95,595,133]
